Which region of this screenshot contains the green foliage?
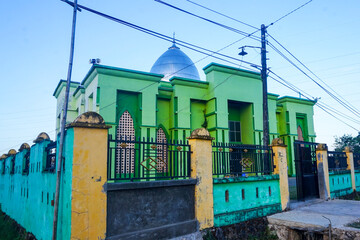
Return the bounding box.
[0,210,27,240]
[334,133,360,153]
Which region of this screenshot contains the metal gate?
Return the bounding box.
[294,141,319,201]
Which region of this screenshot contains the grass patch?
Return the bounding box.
[347,220,360,229]
[202,217,278,240]
[0,209,27,240]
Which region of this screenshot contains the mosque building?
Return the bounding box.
[53,41,316,176]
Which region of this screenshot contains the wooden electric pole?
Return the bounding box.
[52,0,79,239]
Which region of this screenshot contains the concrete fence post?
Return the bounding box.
[271,138,289,211]
[344,147,356,192]
[316,144,330,200]
[66,112,111,240]
[187,128,214,230]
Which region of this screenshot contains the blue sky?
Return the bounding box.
[0,0,359,152]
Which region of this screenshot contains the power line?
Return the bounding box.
[61,0,260,69]
[268,70,360,126]
[267,34,360,116]
[267,0,313,27]
[267,40,360,118]
[155,0,261,41]
[185,0,258,30]
[1,1,258,152]
[269,75,360,131]
[268,71,360,131]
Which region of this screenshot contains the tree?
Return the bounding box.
[334,133,360,153]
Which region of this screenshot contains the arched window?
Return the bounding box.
[297,125,304,141]
[116,111,135,174]
[156,128,167,172]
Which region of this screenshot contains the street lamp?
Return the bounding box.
[239,24,269,147]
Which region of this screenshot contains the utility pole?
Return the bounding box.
[52,0,78,239]
[261,24,269,147]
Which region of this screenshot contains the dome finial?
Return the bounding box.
[169,32,179,49]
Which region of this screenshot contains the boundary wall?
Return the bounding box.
[0,134,73,240]
[0,111,359,240]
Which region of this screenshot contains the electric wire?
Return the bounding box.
[2,1,259,152]
[269,74,360,131]
[61,0,260,69]
[154,0,261,41]
[3,0,357,151]
[185,0,259,30]
[267,41,360,118]
[268,70,360,126]
[267,0,313,27]
[268,71,360,131]
[267,34,360,117]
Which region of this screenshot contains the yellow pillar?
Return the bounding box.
[344,147,356,192]
[67,112,110,240]
[316,144,330,200]
[271,138,289,211]
[187,128,214,230]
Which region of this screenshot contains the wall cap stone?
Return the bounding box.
[344,146,353,153]
[66,111,111,129]
[105,179,197,192]
[8,149,16,155]
[33,132,50,143]
[19,143,30,152]
[187,128,214,140]
[271,138,287,147]
[213,174,279,184]
[316,143,328,151]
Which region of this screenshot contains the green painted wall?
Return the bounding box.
[54,63,316,176]
[157,98,171,136]
[277,97,316,176]
[0,131,74,240]
[329,171,353,198]
[213,175,281,227]
[190,100,206,130]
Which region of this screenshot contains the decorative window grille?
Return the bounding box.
[297,125,304,141]
[116,111,135,174]
[156,128,168,172]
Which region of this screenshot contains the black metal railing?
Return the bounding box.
[212,142,273,177]
[108,135,191,181]
[44,142,57,173]
[22,152,30,175]
[354,153,360,169]
[328,151,348,171]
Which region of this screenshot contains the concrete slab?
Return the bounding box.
[268,199,360,232]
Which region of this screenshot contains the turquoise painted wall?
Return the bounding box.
[213,175,281,227]
[355,170,360,192]
[329,170,353,198]
[0,131,74,240]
